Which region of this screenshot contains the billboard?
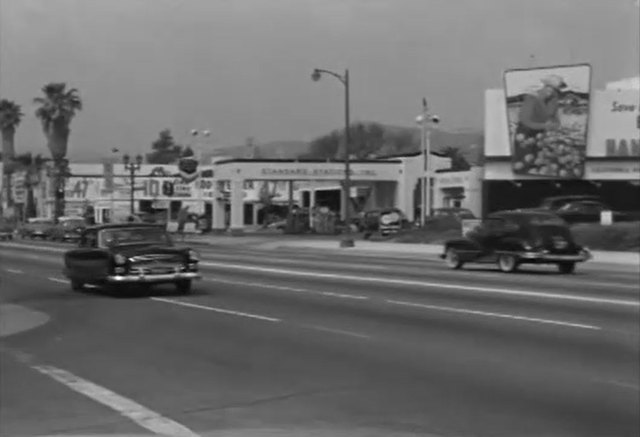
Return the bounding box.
[504,64,591,178]
[587,90,639,157]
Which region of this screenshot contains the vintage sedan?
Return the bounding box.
[0,219,15,241]
[20,217,55,239]
[441,210,591,274]
[47,216,87,242]
[62,223,201,293]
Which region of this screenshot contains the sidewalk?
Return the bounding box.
[181,233,640,266]
[0,303,50,338]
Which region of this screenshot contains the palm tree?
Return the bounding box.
[13,152,49,219]
[0,99,24,211]
[33,83,82,219]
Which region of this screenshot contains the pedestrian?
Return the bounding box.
[177,206,189,241]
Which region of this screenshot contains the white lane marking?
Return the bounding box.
[387,299,601,330]
[207,277,369,301]
[5,268,23,274]
[565,280,640,291]
[48,277,69,284]
[201,261,640,308]
[599,379,640,391]
[32,364,200,437]
[4,244,638,302]
[151,297,281,322]
[319,291,368,300]
[306,324,371,339]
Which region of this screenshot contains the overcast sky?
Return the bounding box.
[1,0,638,161]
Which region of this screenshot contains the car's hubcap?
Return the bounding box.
[446,250,459,267]
[500,255,515,271]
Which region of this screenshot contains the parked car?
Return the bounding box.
[19,217,55,239]
[432,207,477,221]
[0,219,15,241]
[62,223,201,293]
[538,195,603,211]
[47,216,87,242]
[554,200,630,224]
[440,209,591,274]
[360,208,409,238]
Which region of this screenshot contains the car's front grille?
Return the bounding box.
[129,264,184,275]
[129,254,183,263]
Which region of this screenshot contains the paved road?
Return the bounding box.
[1,242,638,437]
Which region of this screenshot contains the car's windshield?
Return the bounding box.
[61,219,86,228]
[456,210,475,219]
[525,215,567,226]
[99,227,172,247]
[28,218,52,224]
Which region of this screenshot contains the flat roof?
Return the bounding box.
[211,158,403,165]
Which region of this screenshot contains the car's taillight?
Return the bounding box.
[113,254,127,265]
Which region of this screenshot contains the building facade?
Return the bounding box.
[9,153,455,230]
[483,82,640,215]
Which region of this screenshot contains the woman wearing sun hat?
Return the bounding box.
[517,74,567,137]
[513,74,568,175]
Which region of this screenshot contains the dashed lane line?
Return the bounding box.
[200,261,640,308]
[5,268,23,274]
[386,299,602,331]
[32,364,200,437]
[151,297,282,322]
[48,277,69,284]
[3,243,638,294]
[304,324,371,339]
[207,277,369,300]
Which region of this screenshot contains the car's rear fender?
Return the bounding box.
[443,239,482,261]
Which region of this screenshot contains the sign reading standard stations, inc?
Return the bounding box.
[588,90,640,157]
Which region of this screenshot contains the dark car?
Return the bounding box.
[440,209,591,274]
[539,195,603,211]
[47,216,87,242]
[20,217,55,239]
[432,207,477,221]
[62,223,201,293]
[0,219,15,241]
[360,208,409,239]
[554,200,630,224]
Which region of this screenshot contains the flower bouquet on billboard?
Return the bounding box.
[504,64,591,178]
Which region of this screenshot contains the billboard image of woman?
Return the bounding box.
[504,64,591,178]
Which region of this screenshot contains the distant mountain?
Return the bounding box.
[375,123,484,164]
[204,140,310,162]
[203,124,483,165]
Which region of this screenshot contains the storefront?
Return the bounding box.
[433,167,483,217]
[29,153,453,231]
[483,82,640,216]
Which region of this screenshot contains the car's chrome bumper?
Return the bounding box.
[106,272,201,283]
[519,250,592,262]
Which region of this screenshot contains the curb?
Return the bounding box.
[2,240,638,266]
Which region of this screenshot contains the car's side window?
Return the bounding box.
[80,231,98,248]
[584,203,605,214]
[484,218,507,234]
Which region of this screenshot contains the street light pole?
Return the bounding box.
[123,154,143,217]
[311,67,354,248]
[416,99,439,226]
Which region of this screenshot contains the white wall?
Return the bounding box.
[432,167,483,217]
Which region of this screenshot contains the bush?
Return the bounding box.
[571,222,640,252]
